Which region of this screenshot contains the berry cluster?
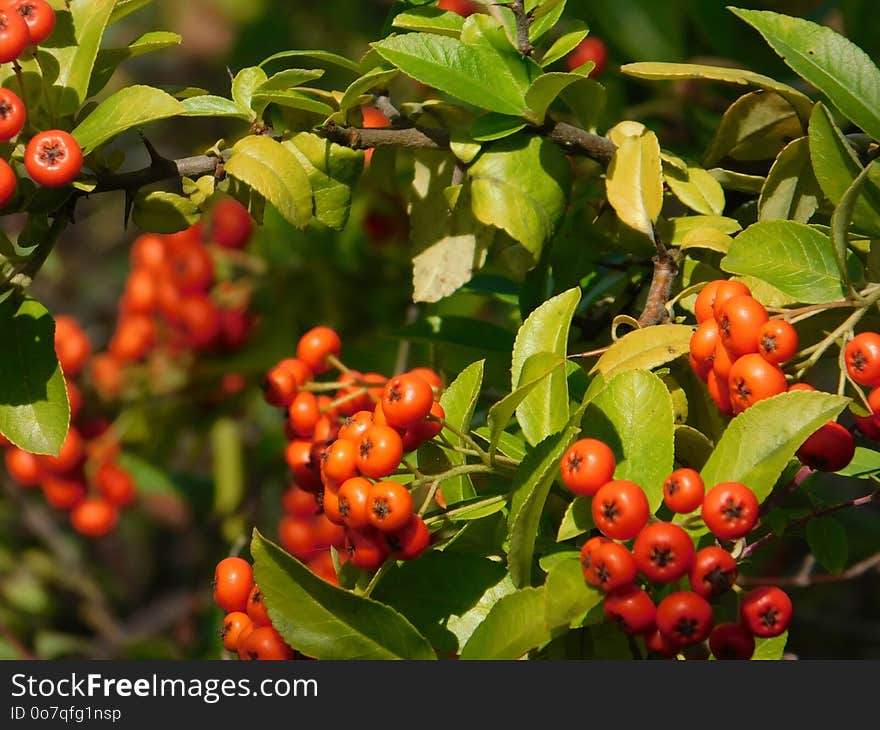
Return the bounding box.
[213,557,297,660]
[89,196,255,400]
[844,332,880,444]
[690,279,858,475]
[264,327,441,581]
[689,279,797,415]
[559,438,792,659]
[0,1,84,207]
[1,316,137,537]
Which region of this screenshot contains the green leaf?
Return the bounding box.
[437,360,484,505]
[180,95,253,120]
[660,215,742,244]
[251,91,334,117]
[544,556,603,631]
[284,133,364,231]
[704,91,803,167]
[830,161,875,294]
[251,530,436,659]
[225,135,312,230]
[231,66,267,116]
[392,7,466,37]
[473,427,527,462]
[758,138,821,224]
[459,586,551,659]
[806,516,848,574]
[372,552,506,654]
[257,69,325,91]
[487,352,566,451]
[109,0,151,25]
[700,391,849,503]
[131,191,200,234]
[409,163,493,302]
[731,8,880,141]
[396,315,514,352]
[622,61,813,122]
[373,33,528,116]
[606,131,663,238]
[752,632,788,660]
[709,169,766,195]
[524,72,586,125]
[560,77,606,131]
[259,50,361,74]
[445,574,516,650]
[721,221,848,304]
[469,113,526,142]
[664,162,726,216]
[528,0,568,42]
[508,427,580,588]
[582,370,674,513]
[41,0,115,115]
[674,425,715,471]
[72,86,184,153]
[591,324,694,379]
[339,68,399,117]
[511,287,580,446]
[469,134,572,258]
[556,497,594,542]
[540,22,589,68]
[0,299,69,455]
[838,447,880,479]
[808,104,880,238]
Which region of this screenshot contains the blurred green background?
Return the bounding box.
[0,0,878,659]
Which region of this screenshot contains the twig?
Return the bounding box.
[318,118,617,167]
[742,488,880,559]
[739,551,880,587]
[508,1,534,56]
[638,235,683,327]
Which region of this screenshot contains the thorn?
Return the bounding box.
[123,190,134,230]
[138,132,163,165]
[227,66,236,84]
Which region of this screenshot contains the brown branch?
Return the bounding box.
[637,237,684,327]
[507,1,534,57]
[541,120,617,166]
[317,119,617,166]
[739,551,880,587]
[318,121,449,151]
[741,488,880,559]
[91,151,229,194]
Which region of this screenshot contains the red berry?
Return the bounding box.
[701,482,759,541]
[796,421,855,472]
[740,586,792,638]
[559,438,616,496]
[709,622,756,660]
[566,36,608,78]
[656,591,714,645]
[0,87,25,141]
[25,130,83,188]
[591,480,650,540]
[632,522,695,584]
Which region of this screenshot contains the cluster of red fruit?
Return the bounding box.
[89,197,256,401]
[844,332,880,442]
[689,279,797,415]
[559,437,792,659]
[212,556,297,660]
[0,1,84,206]
[689,278,859,474]
[1,316,137,537]
[264,327,443,580]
